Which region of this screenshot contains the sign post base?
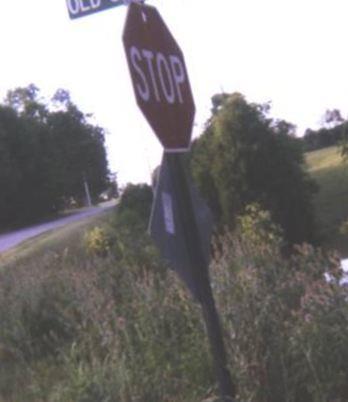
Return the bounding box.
[152,153,236,401]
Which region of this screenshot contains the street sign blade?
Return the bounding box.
[66,0,124,20]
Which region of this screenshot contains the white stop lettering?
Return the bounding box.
[129,46,186,104]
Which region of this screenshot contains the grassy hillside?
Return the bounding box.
[306,145,348,256]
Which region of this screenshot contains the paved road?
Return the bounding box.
[0,204,114,254]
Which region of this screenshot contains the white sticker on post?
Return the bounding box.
[161,192,175,235]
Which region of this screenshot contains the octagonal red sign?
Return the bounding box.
[123,3,195,152]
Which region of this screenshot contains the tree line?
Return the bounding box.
[0,84,110,229]
[302,109,348,152]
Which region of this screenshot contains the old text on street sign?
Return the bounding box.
[66,0,125,19]
[123,3,195,152]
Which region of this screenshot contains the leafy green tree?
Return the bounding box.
[191,92,318,245]
[117,183,153,227]
[322,108,344,128]
[46,99,109,205]
[0,85,110,228]
[0,106,22,226]
[5,84,47,121]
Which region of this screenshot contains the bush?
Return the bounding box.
[117,183,153,228]
[84,226,111,257]
[104,183,162,268]
[191,93,318,246]
[211,204,348,402]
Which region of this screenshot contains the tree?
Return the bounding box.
[322,108,344,128]
[0,106,22,226]
[46,105,109,205]
[0,85,111,228]
[191,93,318,245]
[5,84,47,121]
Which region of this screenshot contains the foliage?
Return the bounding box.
[237,203,284,249]
[0,211,211,402]
[191,92,318,246]
[1,203,348,401]
[83,183,157,266]
[340,123,348,162]
[305,146,348,255]
[212,204,348,402]
[302,109,346,152]
[84,226,111,257]
[107,183,159,266]
[303,125,345,152]
[117,183,154,227]
[0,85,110,229]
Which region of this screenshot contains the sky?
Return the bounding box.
[0,0,348,185]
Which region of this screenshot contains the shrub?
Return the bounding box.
[117,183,153,228]
[105,183,163,268]
[84,226,111,257]
[191,92,318,246]
[211,205,348,402]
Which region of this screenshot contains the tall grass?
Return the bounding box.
[0,202,347,401]
[0,211,213,401]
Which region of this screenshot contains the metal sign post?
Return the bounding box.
[164,153,236,400]
[66,0,236,398]
[122,3,236,400]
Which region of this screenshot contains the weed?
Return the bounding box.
[1,203,347,401]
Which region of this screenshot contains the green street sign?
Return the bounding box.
[66,0,125,19]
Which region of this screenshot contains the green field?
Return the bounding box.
[306,145,348,256]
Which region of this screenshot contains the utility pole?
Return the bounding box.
[83,173,92,207]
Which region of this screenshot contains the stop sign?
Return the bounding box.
[123,3,195,151]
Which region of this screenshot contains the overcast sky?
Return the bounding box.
[0,0,347,185]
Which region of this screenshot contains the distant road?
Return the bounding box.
[0,202,115,254]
